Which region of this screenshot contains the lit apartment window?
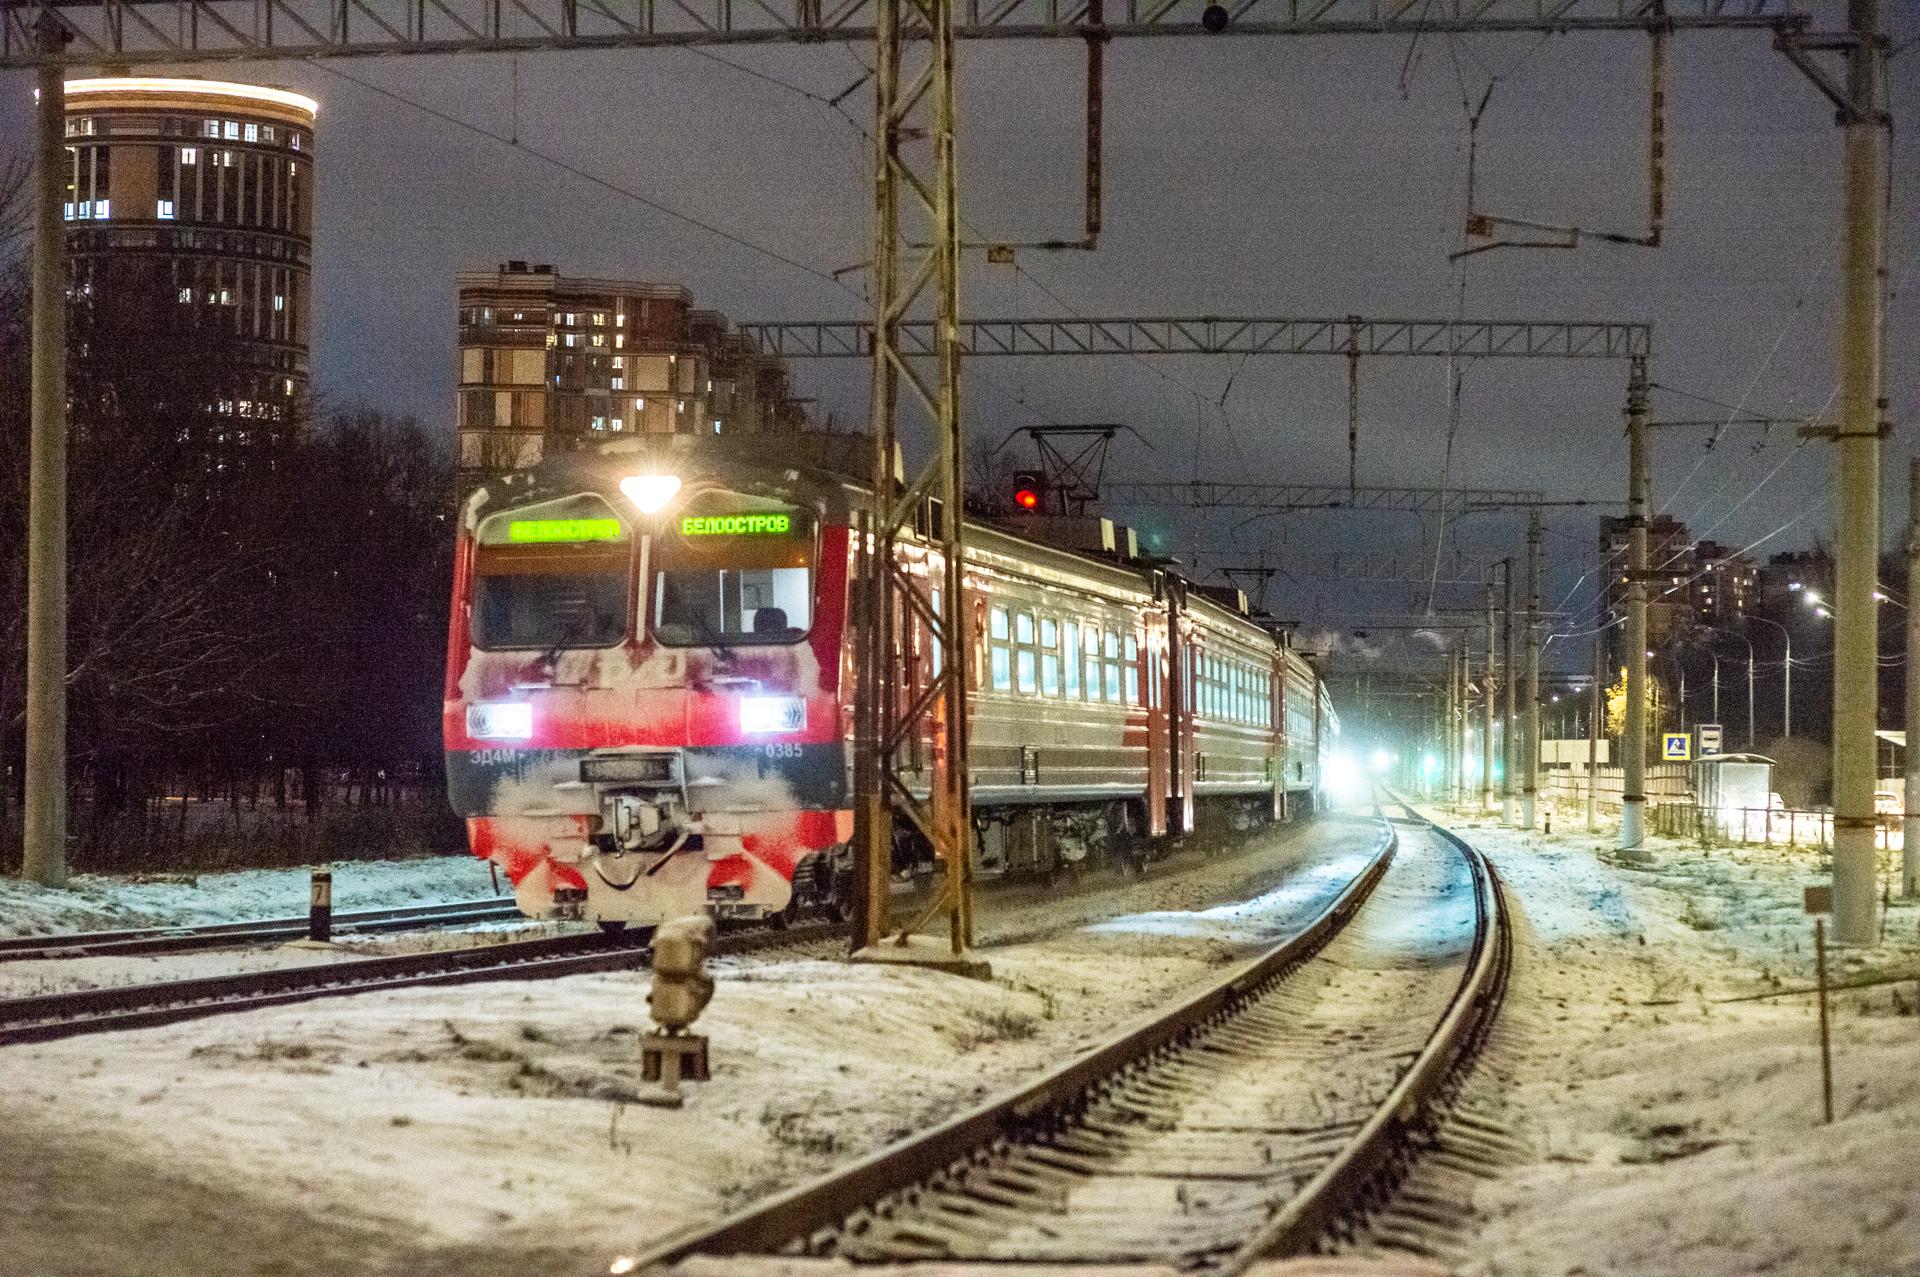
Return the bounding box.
[290,132,301,150]
[611,356,624,369]
[219,288,231,303]
[181,147,198,165]
[204,119,221,138]
[634,397,645,410]
[288,161,296,175]
[590,333,605,347]
[677,399,686,412]
[615,314,625,327]
[563,334,577,348]
[157,200,175,219]
[614,334,624,349]
[223,121,240,140]
[262,126,276,142]
[592,312,606,325]
[62,202,75,220]
[272,295,285,311]
[178,287,193,303]
[93,200,109,219]
[244,123,259,142]
[591,415,606,431]
[610,418,624,431]
[611,377,624,389]
[511,311,523,321]
[284,378,294,395]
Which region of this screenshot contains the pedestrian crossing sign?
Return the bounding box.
[1662,732,1692,762]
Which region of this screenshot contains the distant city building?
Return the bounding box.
[1599,516,1774,670]
[455,262,808,477]
[1690,540,1756,626]
[1600,514,1694,669]
[63,77,316,445]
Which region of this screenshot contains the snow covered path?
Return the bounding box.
[1424,801,1920,1277]
[0,815,1384,1277]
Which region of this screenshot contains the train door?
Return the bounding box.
[1144,610,1169,837]
[1269,651,1286,822]
[1168,585,1196,836]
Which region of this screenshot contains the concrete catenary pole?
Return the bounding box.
[1503,559,1517,826]
[1588,619,1603,833]
[1483,579,1496,812]
[1903,456,1919,897]
[1523,508,1543,831]
[22,22,69,889]
[1621,356,1651,859]
[1830,0,1888,944]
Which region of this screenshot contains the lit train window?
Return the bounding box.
[1062,622,1080,698]
[472,494,631,651]
[1017,649,1037,695]
[989,607,1009,640]
[652,492,815,647]
[1015,612,1035,645]
[1083,624,1103,702]
[1124,634,1139,705]
[1104,629,1121,704]
[991,646,1012,691]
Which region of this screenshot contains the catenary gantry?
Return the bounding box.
[0,0,1813,64]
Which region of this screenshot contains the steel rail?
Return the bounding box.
[1219,796,1512,1267]
[0,920,840,1047]
[0,896,526,961]
[623,817,1401,1270]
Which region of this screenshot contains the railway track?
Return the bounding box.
[630,798,1510,1274]
[0,919,841,1048]
[0,897,528,961]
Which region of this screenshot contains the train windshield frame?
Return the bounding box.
[651,492,816,648]
[470,495,633,652]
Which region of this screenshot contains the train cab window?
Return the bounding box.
[1041,618,1061,697]
[989,606,1012,691]
[651,493,814,647]
[472,495,632,651]
[1062,621,1081,698]
[1124,634,1140,705]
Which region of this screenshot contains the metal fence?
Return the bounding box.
[1652,801,1902,850]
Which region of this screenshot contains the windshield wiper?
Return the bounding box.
[659,573,738,665]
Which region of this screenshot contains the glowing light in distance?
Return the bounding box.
[1323,751,1365,805]
[620,473,682,514]
[1368,749,1394,774]
[1013,487,1041,510]
[466,703,532,740]
[609,1260,638,1275]
[740,696,806,734]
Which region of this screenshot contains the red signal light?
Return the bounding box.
[1014,487,1040,510]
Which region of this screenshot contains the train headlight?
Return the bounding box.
[740,696,806,734]
[620,473,681,515]
[467,702,533,740]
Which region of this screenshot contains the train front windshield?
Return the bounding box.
[652,497,814,647]
[472,498,632,651]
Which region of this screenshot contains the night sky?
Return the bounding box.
[3,23,1916,662]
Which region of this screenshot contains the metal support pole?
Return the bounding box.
[1830,0,1887,946]
[1903,456,1919,896]
[1711,652,1721,724]
[1483,579,1496,812]
[22,21,69,889]
[1784,632,1792,740]
[1749,647,1758,747]
[1588,619,1602,833]
[851,0,976,963]
[1621,355,1651,858]
[1523,508,1542,831]
[1503,558,1517,827]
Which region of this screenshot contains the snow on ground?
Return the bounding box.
[1423,795,1920,1277]
[0,852,502,938]
[0,814,1385,1277]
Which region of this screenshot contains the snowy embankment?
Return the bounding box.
[0,852,500,938]
[1428,798,1920,1277]
[0,815,1383,1277]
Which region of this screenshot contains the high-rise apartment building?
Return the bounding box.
[63,77,316,441]
[1599,516,1759,670]
[455,262,806,476]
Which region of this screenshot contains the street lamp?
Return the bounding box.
[1703,626,1756,747]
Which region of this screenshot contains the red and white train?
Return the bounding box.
[443,436,1336,931]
